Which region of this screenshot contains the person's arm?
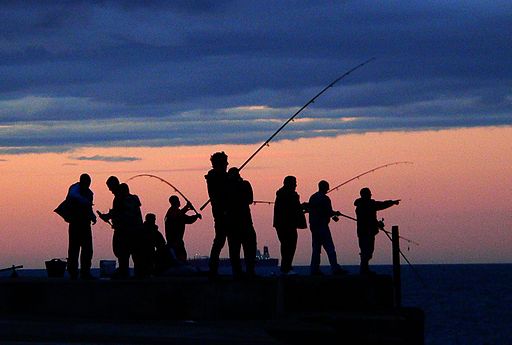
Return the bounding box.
[375,199,400,211]
[89,194,97,224]
[183,213,200,225]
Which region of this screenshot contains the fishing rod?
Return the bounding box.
[252,200,275,205]
[199,57,376,211]
[337,213,419,246]
[127,174,201,217]
[336,214,426,286]
[327,161,413,194]
[379,221,427,288]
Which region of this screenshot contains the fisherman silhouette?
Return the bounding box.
[137,213,167,277]
[98,178,143,279]
[205,151,230,279]
[164,195,201,263]
[307,180,347,276]
[273,176,307,276]
[226,167,257,278]
[65,173,97,280]
[118,183,144,278]
[98,176,127,278]
[354,187,400,276]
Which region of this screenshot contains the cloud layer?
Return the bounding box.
[1,1,511,154]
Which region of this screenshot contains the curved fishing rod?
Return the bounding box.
[199,57,376,211]
[327,161,413,194]
[127,174,201,217]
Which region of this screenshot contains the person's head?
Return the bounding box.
[318,180,329,194]
[283,176,297,190]
[360,187,372,199]
[210,151,228,171]
[228,167,240,180]
[145,213,156,225]
[79,173,91,189]
[118,183,129,196]
[169,195,180,207]
[106,176,120,193]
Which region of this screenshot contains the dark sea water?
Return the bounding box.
[399,264,512,345]
[2,263,511,345]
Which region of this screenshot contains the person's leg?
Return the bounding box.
[242,225,257,275]
[310,228,322,274]
[79,224,93,277]
[67,223,80,279]
[359,235,375,275]
[209,218,227,275]
[287,228,298,272]
[320,226,343,273]
[278,227,297,273]
[227,226,243,277]
[276,228,289,273]
[176,239,187,263]
[113,231,130,277]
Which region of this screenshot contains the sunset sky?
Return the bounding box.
[0,1,511,268]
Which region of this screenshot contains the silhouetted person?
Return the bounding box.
[66,173,97,280]
[307,180,346,276]
[98,177,142,278]
[138,213,167,277]
[98,176,127,278]
[205,151,230,278]
[226,167,257,278]
[164,195,201,263]
[354,187,400,275]
[118,183,144,278]
[273,176,307,275]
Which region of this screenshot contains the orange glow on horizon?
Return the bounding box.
[1,126,511,268]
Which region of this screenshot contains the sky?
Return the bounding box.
[0,1,511,268]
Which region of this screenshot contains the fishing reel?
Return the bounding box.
[378,218,385,230]
[331,211,342,222]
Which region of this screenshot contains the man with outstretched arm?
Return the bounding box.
[164,195,201,263]
[354,187,400,276]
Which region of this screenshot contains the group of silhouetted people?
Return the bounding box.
[272,175,399,276]
[204,151,400,278]
[59,174,200,279]
[58,151,399,280]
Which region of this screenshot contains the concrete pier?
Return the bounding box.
[0,274,423,344]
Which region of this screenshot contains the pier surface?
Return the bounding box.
[0,274,423,344]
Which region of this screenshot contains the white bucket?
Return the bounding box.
[99,260,117,278]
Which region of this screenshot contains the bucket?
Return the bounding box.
[45,259,67,278]
[99,260,117,278]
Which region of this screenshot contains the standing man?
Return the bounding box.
[307,180,346,276]
[66,173,97,280]
[354,187,400,275]
[205,151,230,278]
[226,167,257,278]
[273,176,307,275]
[164,195,201,263]
[98,176,133,278]
[118,183,144,278]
